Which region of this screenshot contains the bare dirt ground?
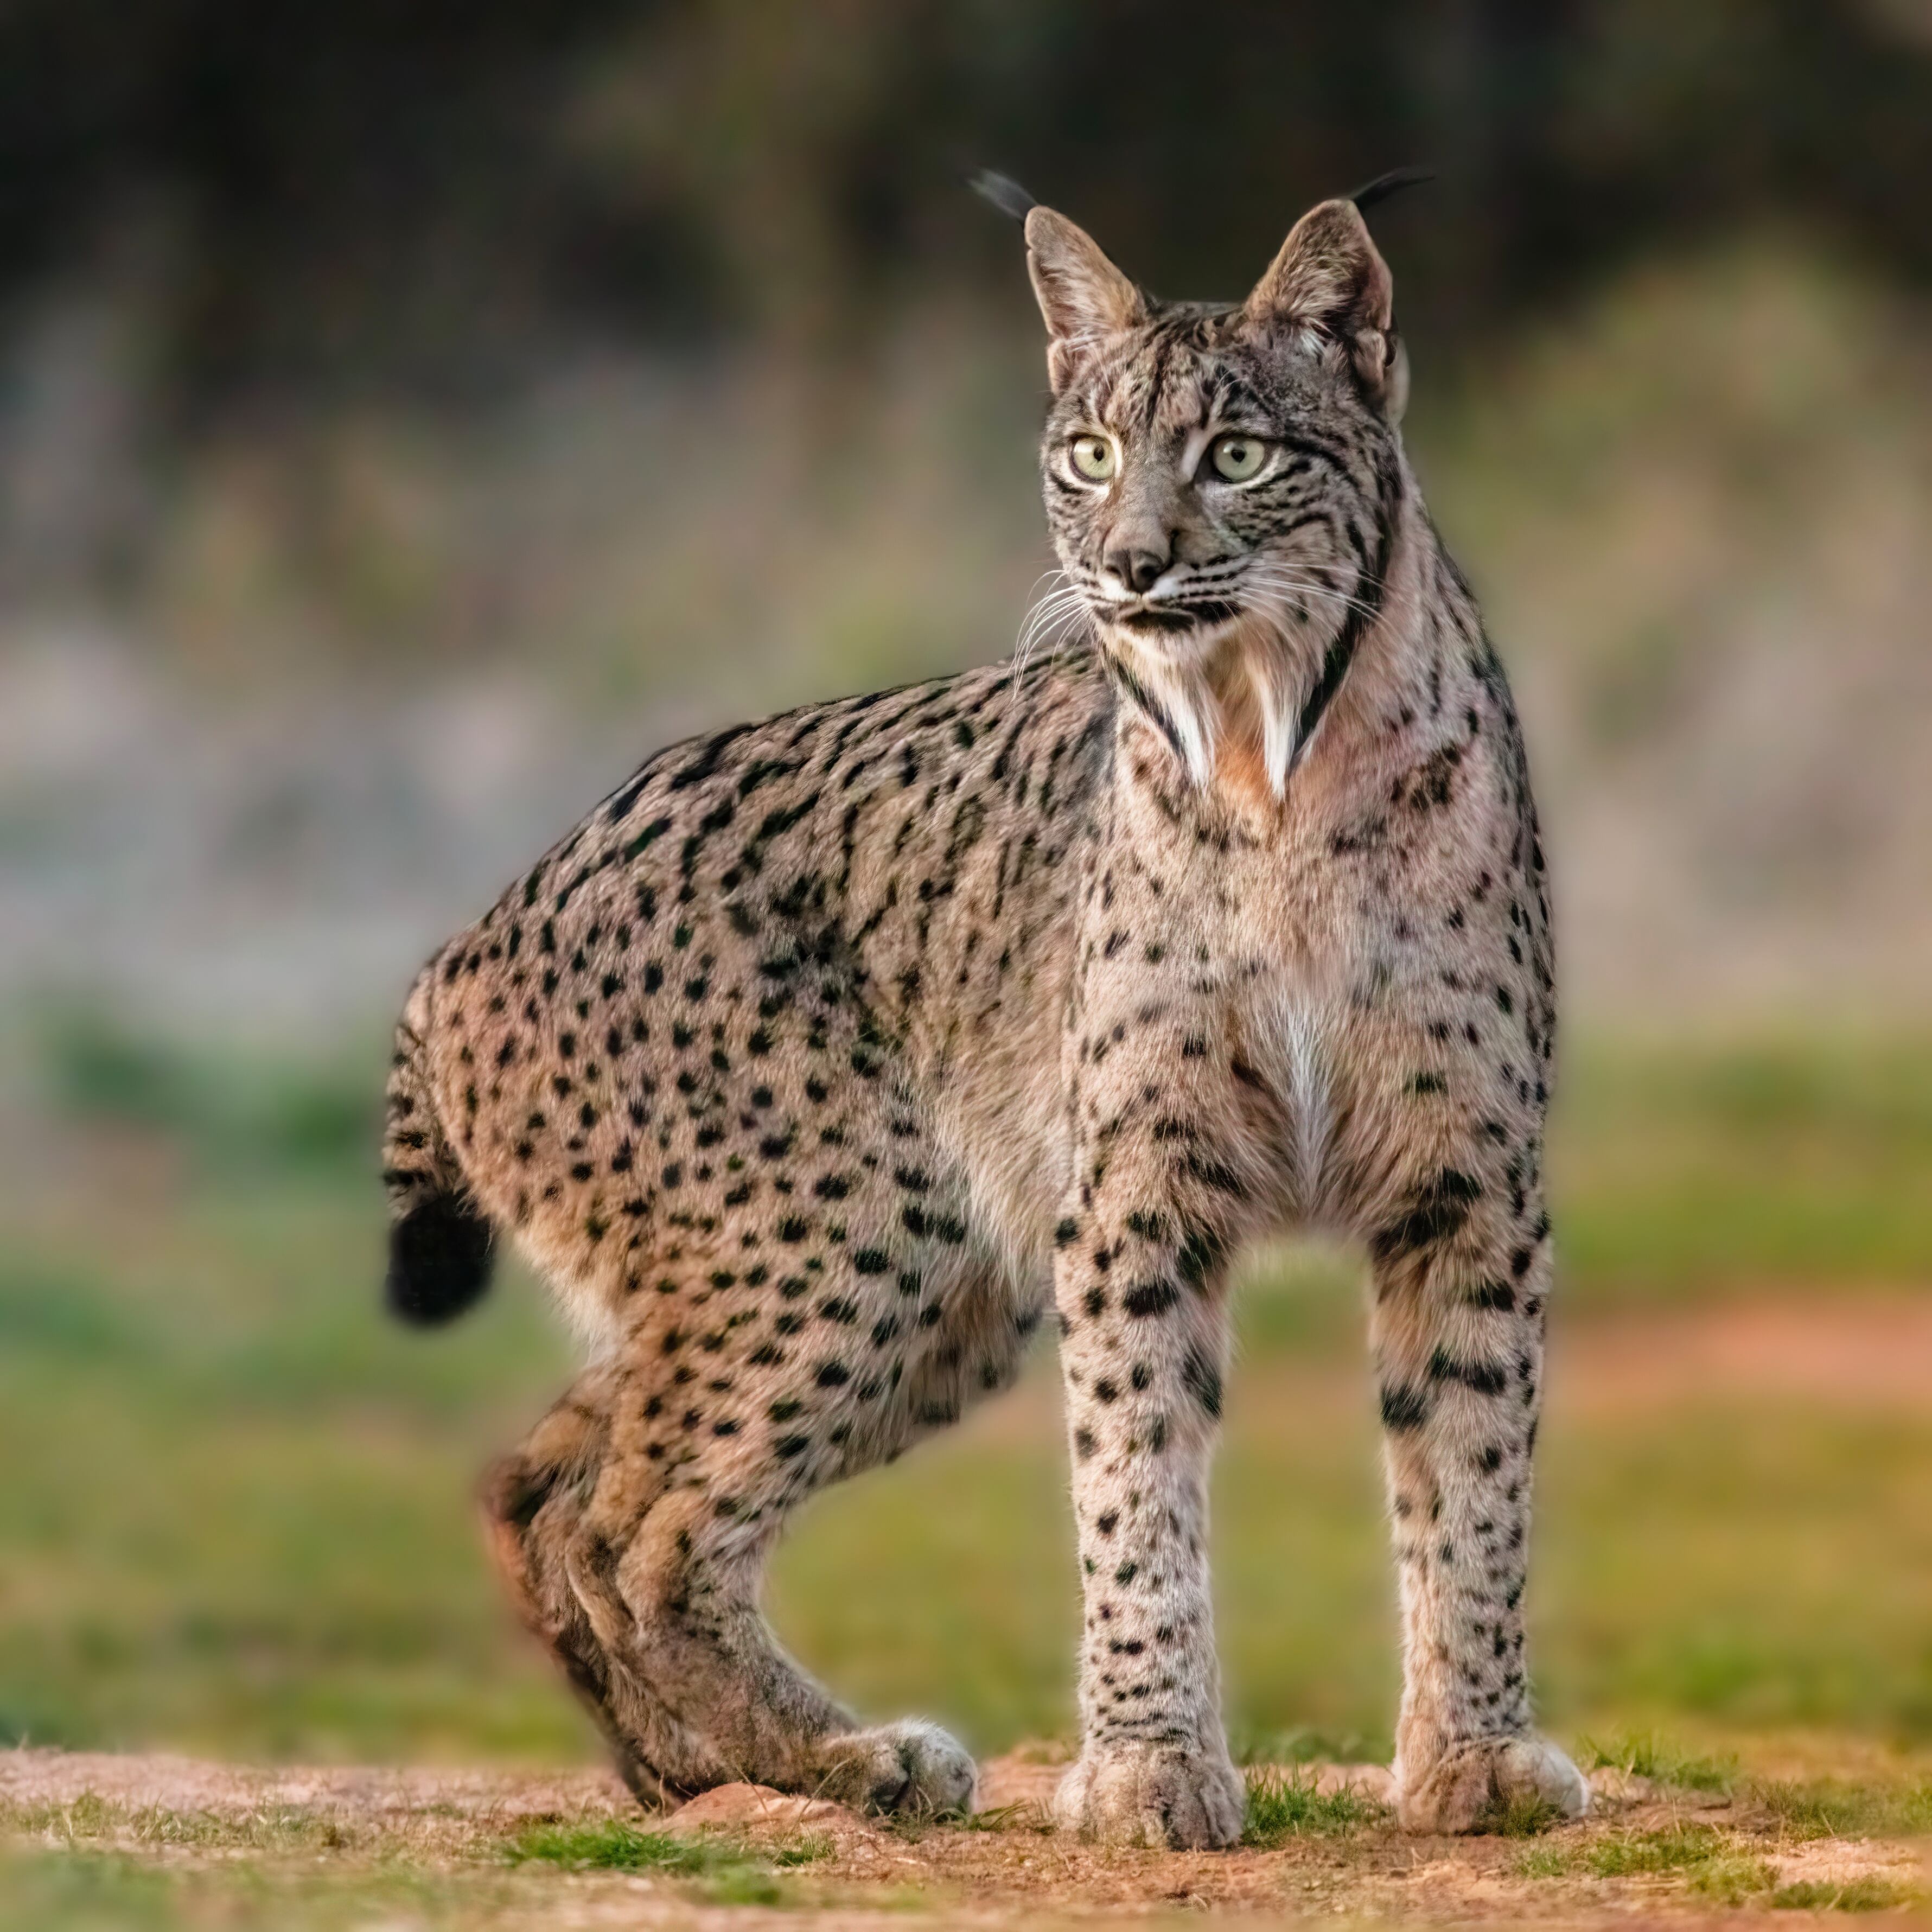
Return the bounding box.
[2,1742,1928,1926]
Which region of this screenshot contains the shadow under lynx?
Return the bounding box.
[380,185,1583,1845]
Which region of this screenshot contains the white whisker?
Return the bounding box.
[1013,580,1091,672]
[1241,565,1383,626]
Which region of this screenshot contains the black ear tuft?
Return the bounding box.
[1346,165,1437,214]
[970,170,1037,222]
[385,1194,495,1325]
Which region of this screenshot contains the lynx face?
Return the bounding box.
[1024,199,1409,793]
[1041,311,1392,658]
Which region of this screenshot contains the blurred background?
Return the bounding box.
[2,0,1929,1791]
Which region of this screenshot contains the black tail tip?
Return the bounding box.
[385,1195,495,1325]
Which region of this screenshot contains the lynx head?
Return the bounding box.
[1018,194,1408,794]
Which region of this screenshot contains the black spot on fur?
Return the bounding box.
[1181,1343,1222,1419]
[1122,1278,1180,1318]
[1380,1383,1430,1431]
[1370,1169,1483,1267]
[1429,1347,1510,1397]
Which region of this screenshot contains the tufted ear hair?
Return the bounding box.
[1023,206,1146,392]
[1245,198,1402,415]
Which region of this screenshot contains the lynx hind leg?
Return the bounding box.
[481,1369,706,1805]
[1368,1176,1585,1833]
[484,1341,978,1817]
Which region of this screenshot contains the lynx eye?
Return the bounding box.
[1069,434,1115,483]
[1208,434,1268,483]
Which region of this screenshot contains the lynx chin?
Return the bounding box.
[380,186,1584,1847]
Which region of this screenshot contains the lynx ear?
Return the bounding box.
[1245,198,1401,413]
[1023,207,1145,391]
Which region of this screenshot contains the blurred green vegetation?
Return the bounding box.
[1553,1036,1932,1299]
[0,1848,577,1932]
[0,1017,1927,1775]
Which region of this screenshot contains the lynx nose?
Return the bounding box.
[1106,543,1169,595]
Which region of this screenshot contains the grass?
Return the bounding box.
[1577,1730,1738,1793]
[1517,1827,1927,1913]
[0,1853,184,1932]
[1230,1724,1389,1768]
[1518,1820,1704,1878]
[35,1013,372,1186]
[0,1846,713,1930]
[1751,1776,1932,1842]
[7,1793,357,1858]
[4,1248,1931,1768]
[505,1816,830,1905]
[1524,1821,1731,1878]
[0,1796,839,1922]
[1241,1767,1387,1845]
[1768,1876,1923,1912]
[1487,1791,1572,1838]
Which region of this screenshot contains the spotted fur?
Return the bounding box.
[381,192,1585,1845]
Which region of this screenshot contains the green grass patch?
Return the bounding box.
[1580,1822,1731,1876]
[960,1801,1041,1833]
[504,1815,827,1905]
[505,1818,716,1871]
[1517,1821,1774,1898]
[1517,1820,1927,1911]
[1689,1854,1783,1905]
[1577,1729,1737,1793]
[1749,1777,1932,1841]
[0,1850,184,1931]
[1769,1876,1924,1912]
[0,1845,661,1930]
[1242,1767,1387,1844]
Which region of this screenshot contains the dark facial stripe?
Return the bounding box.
[1104,651,1192,768]
[1285,451,1402,783]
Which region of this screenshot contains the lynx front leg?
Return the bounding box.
[1368,1176,1586,1832]
[1049,1018,1259,1848]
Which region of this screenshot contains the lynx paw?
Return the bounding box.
[1054,1739,1246,1849]
[1398,1736,1588,1834]
[813,1719,976,1816]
